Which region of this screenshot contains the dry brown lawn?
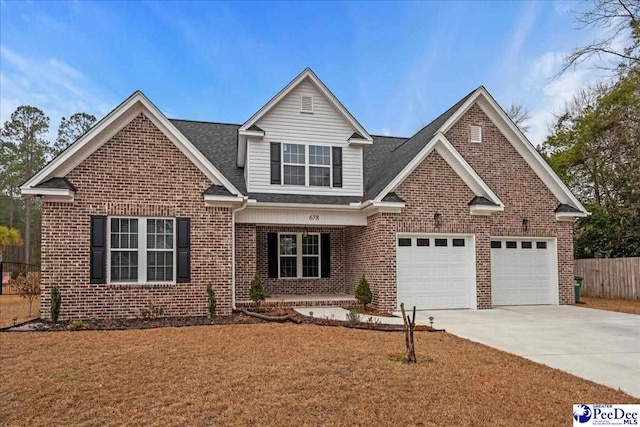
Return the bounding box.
[0,295,40,328]
[1,324,637,427]
[579,296,640,315]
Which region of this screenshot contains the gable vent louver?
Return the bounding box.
[301,95,313,113]
[470,125,482,143]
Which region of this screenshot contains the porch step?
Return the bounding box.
[236,294,359,309]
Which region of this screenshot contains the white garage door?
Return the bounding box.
[396,235,475,310]
[491,238,557,306]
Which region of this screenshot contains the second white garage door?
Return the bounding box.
[490,238,557,306]
[396,235,475,310]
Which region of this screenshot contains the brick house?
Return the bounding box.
[21,68,587,320]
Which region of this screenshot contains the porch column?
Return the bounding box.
[235,224,257,302]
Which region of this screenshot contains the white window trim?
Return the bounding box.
[281,143,333,188]
[277,232,321,279]
[106,216,177,284]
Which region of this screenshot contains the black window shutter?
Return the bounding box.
[321,233,331,278]
[332,147,342,188]
[270,142,281,184]
[90,215,106,284]
[176,218,191,283]
[268,233,278,278]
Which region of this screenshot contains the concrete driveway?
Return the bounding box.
[412,305,640,397]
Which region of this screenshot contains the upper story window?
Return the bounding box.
[281,143,331,187]
[283,144,305,185]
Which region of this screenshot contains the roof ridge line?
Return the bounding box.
[169,118,242,126]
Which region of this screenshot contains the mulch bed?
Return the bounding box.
[3,307,427,332]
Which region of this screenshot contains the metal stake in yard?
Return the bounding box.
[400,303,417,363]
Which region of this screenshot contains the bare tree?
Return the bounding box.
[506,102,531,132]
[563,0,640,74]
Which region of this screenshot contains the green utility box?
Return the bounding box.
[574,277,584,303]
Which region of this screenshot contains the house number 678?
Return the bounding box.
[309,215,320,221]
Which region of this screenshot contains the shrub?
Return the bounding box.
[355,275,373,307]
[346,310,362,323]
[249,272,266,308]
[51,286,62,323]
[140,301,164,320]
[14,272,41,316]
[206,282,216,317]
[67,319,87,331]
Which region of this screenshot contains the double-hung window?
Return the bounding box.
[308,145,330,187]
[283,144,305,185]
[278,233,320,278]
[108,217,175,283]
[281,144,332,187]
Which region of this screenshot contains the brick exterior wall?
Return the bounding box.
[40,113,233,320]
[250,226,346,296]
[346,102,575,312]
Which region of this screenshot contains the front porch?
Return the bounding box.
[235,224,362,309]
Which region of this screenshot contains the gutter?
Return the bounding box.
[231,197,249,310]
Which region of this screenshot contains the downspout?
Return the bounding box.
[231,197,249,310]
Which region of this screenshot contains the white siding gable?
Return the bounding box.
[246,77,363,196]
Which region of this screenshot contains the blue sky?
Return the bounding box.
[1,1,605,145]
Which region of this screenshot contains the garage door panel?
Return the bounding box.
[397,235,474,310]
[491,238,555,306]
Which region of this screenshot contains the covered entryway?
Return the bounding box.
[396,234,475,310]
[490,238,558,306]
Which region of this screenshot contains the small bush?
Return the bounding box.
[140,302,164,320]
[206,282,216,317]
[249,272,266,308]
[355,275,373,307]
[346,310,362,323]
[14,272,41,316]
[67,319,87,331]
[51,286,62,323]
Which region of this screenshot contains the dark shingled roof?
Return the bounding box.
[170,119,247,194]
[381,192,405,203]
[35,177,77,192]
[468,196,498,206]
[363,88,476,200]
[203,184,234,196]
[555,203,581,213]
[247,125,264,132]
[169,88,478,204]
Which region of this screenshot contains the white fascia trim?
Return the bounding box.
[374,132,503,207]
[347,137,372,145]
[470,205,504,216]
[245,201,362,211]
[238,129,264,138]
[239,68,373,143]
[556,212,588,221]
[21,91,242,197]
[204,195,246,203]
[439,87,588,214]
[22,187,74,200]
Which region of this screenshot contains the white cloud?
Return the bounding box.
[0,45,112,140]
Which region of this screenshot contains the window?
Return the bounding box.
[491,241,502,249]
[108,217,175,283]
[452,238,465,247]
[110,218,139,282]
[283,144,305,185]
[417,238,429,247]
[280,144,333,187]
[521,241,532,249]
[506,241,517,249]
[279,233,320,278]
[435,238,448,247]
[536,241,547,249]
[147,219,174,281]
[398,238,412,247]
[309,145,330,187]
